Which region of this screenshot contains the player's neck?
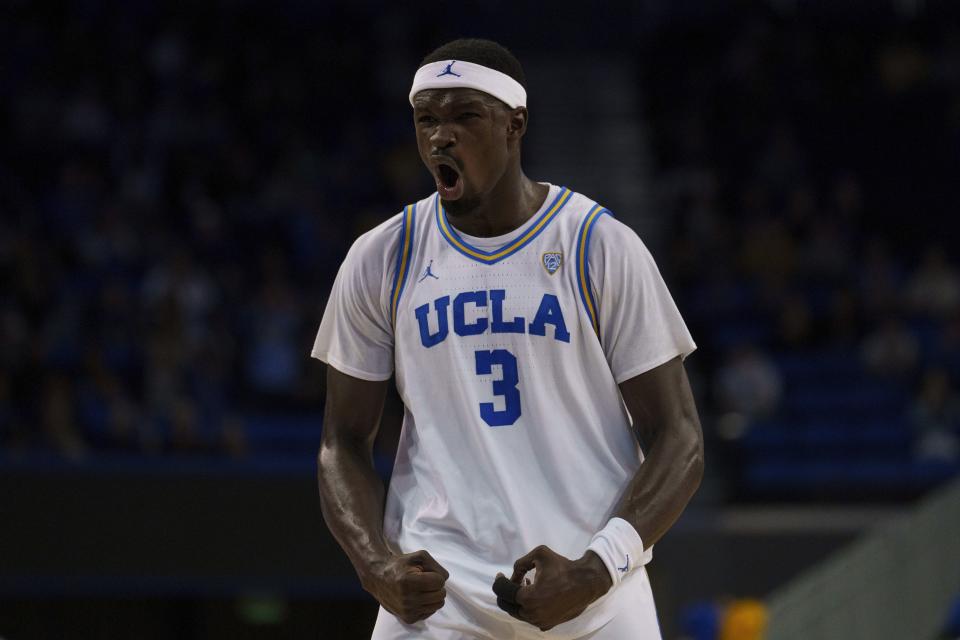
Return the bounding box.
[442,171,548,238]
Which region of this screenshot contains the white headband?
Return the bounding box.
[408,60,527,109]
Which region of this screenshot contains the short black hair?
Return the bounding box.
[420,38,526,89]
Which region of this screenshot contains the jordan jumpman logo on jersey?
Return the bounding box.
[437,61,462,78]
[418,260,440,282]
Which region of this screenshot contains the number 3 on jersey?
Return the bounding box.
[474,349,521,427]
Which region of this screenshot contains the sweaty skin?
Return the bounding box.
[317,85,704,631]
[318,370,450,624]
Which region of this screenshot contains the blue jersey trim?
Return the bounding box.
[434,187,572,265]
[576,204,611,338]
[390,204,416,326]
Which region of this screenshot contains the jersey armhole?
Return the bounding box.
[575,204,612,341]
[388,204,417,328]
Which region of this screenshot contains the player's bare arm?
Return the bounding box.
[610,355,705,546]
[494,355,704,631]
[318,366,449,624]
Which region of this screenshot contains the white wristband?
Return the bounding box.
[585,518,648,586]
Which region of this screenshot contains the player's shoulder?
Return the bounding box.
[344,196,428,264]
[562,188,647,250]
[348,210,403,258]
[336,203,420,293]
[558,188,605,224]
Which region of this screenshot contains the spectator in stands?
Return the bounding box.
[799,217,851,283]
[826,287,861,348]
[860,316,920,378]
[40,373,87,461]
[859,237,904,315]
[165,396,205,454]
[938,312,960,371]
[77,347,147,452]
[141,249,219,348]
[143,301,189,421]
[714,346,783,418]
[221,416,249,459]
[906,246,960,318]
[738,191,797,287]
[910,368,960,461]
[775,292,816,350]
[243,255,304,407]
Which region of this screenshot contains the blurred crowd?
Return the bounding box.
[1,4,958,481]
[641,13,960,471]
[0,4,416,458]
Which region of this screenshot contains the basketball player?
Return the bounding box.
[314,38,704,639]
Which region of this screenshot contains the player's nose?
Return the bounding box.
[429,122,455,149]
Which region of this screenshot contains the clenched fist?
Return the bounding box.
[363,550,449,624]
[492,545,612,632]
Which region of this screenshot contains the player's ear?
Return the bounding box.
[507,107,528,140]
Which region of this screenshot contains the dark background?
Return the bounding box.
[2,0,959,638]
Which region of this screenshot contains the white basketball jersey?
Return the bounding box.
[313,183,695,635]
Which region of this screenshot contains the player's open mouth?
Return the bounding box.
[435,161,464,201]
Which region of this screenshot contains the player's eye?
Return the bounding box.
[417,115,438,125]
[458,112,480,121]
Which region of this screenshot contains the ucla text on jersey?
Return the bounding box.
[415,289,570,348]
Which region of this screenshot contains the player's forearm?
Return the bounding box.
[317,436,394,584]
[614,413,703,548]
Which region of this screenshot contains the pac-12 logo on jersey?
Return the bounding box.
[542,252,563,275]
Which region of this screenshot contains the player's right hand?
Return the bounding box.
[364,549,449,625]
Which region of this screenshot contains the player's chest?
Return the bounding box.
[396,241,578,351]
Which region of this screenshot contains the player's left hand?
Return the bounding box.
[492,545,613,631]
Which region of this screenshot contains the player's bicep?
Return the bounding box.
[618,356,700,451]
[321,364,390,452]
